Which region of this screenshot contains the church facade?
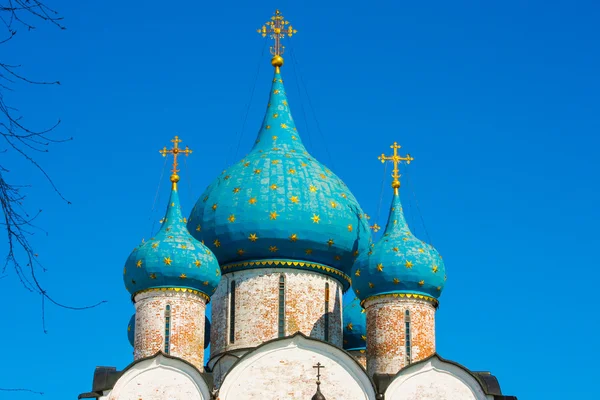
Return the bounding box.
[78,10,517,400]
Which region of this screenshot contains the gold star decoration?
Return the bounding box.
[249,233,258,242]
[150,273,157,279]
[213,239,221,248]
[368,250,373,256]
[432,265,439,273]
[392,247,399,252]
[288,168,296,174]
[266,125,271,130]
[312,214,320,223]
[334,255,341,261]
[196,225,201,232]
[305,248,313,255]
[270,211,279,220]
[274,90,279,94]
[237,249,245,256]
[181,244,187,249]
[136,260,143,267]
[163,257,172,265]
[212,203,218,211]
[273,147,280,151]
[228,214,236,223]
[370,224,381,232]
[376,263,384,271]
[180,273,187,279]
[195,260,202,267]
[355,269,361,276]
[203,281,209,286]
[347,224,353,232]
[272,135,278,140]
[327,238,334,247]
[353,250,359,257]
[152,242,159,249]
[405,260,413,269]
[270,184,278,190]
[361,334,367,340]
[419,248,425,253]
[269,246,278,253]
[393,278,400,284]
[271,160,279,165]
[368,282,375,288]
[346,322,353,331]
[319,173,326,179]
[290,195,299,203]
[249,197,257,205]
[254,169,261,174]
[437,286,442,291]
[289,233,298,242]
[244,162,251,167]
[309,185,317,192]
[273,113,279,118]
[281,123,288,129]
[123,267,126,274]
[418,280,425,286]
[233,187,241,193]
[224,175,231,180]
[403,237,409,241]
[341,193,347,198]
[330,201,337,208]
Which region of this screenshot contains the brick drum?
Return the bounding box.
[364,296,436,377]
[134,289,207,371]
[210,267,344,357]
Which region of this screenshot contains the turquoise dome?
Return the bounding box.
[124,185,221,299]
[127,313,135,347]
[188,70,371,287]
[343,296,366,351]
[351,192,446,303]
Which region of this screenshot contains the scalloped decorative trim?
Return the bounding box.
[361,292,439,308]
[133,287,211,302]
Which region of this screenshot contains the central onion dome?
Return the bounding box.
[187,70,371,288]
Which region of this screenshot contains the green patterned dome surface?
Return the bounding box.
[188,70,371,282]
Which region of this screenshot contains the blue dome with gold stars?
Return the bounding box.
[352,191,446,303]
[127,313,135,347]
[343,296,366,351]
[124,182,221,299]
[187,70,371,288]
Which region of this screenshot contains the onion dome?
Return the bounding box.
[187,68,370,288]
[352,144,446,304]
[342,296,366,351]
[123,137,221,300]
[127,314,135,347]
[204,316,211,350]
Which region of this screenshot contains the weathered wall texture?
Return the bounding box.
[210,268,344,357]
[364,297,435,377]
[349,350,367,369]
[385,357,489,400]
[218,335,376,400]
[134,290,207,371]
[106,354,211,400]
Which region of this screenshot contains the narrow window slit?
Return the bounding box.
[229,280,236,344]
[278,275,285,338]
[405,309,411,364]
[164,304,171,354]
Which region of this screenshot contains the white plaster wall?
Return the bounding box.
[107,354,211,400]
[210,268,344,356]
[218,334,375,400]
[385,357,490,400]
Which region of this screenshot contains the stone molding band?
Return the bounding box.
[361,292,439,308]
[221,259,352,290]
[132,287,211,303]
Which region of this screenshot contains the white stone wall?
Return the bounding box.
[105,354,211,400]
[134,290,207,371]
[364,296,436,377]
[218,334,376,400]
[385,356,491,400]
[210,268,344,357]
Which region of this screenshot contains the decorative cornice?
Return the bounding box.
[132,287,211,303]
[222,259,352,289]
[361,292,439,308]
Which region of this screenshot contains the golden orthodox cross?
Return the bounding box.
[159,135,192,189]
[378,142,413,195]
[257,9,297,69]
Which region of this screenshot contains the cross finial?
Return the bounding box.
[159,135,192,191]
[257,9,297,71]
[313,362,325,382]
[378,142,414,195]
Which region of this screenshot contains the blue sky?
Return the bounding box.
[2,0,599,398]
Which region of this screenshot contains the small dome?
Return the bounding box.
[124,186,221,299]
[127,313,135,347]
[352,192,446,303]
[188,70,371,285]
[342,296,366,351]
